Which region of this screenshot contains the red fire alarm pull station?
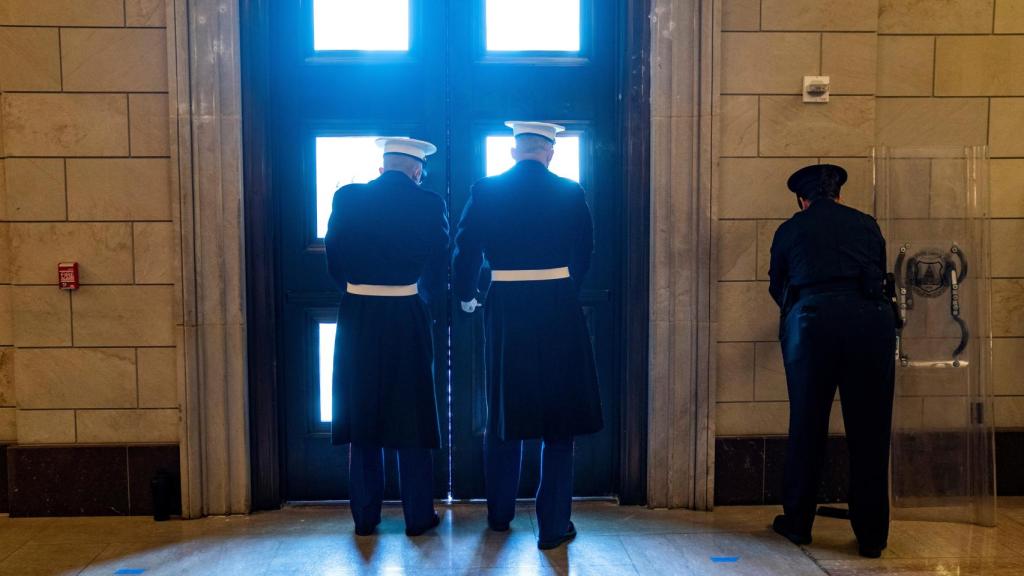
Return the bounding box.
[58,262,79,290]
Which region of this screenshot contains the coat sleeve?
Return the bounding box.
[452,186,485,302]
[324,187,348,291]
[768,225,789,308]
[569,185,595,291]
[419,195,451,305]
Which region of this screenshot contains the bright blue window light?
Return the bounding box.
[486,0,581,52]
[316,136,405,239]
[313,0,410,52]
[485,135,581,182]
[319,322,337,422]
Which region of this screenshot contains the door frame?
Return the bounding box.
[240,0,652,510]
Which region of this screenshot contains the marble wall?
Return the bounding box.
[715,0,1024,436]
[0,0,179,445]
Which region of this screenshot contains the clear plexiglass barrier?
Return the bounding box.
[874,146,997,527]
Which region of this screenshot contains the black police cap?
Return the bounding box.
[786,164,848,197]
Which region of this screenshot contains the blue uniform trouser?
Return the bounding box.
[485,433,574,542]
[349,444,435,532]
[781,293,895,548]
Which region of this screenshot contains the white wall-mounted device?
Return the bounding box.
[803,75,831,103]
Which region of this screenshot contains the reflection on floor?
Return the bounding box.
[1,499,1024,575]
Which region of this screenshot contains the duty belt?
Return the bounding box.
[796,279,862,299]
[491,267,570,282]
[346,283,418,297]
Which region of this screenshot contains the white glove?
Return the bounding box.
[461,299,481,314]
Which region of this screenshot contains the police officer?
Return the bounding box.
[453,121,603,550]
[768,164,897,558]
[325,137,449,537]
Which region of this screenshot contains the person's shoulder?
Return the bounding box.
[773,214,801,244]
[416,186,446,209]
[334,182,367,202]
[337,182,366,194]
[775,216,796,234]
[553,174,584,192]
[416,185,442,199]
[834,202,881,228]
[834,200,869,217]
[535,171,584,202]
[470,173,503,197]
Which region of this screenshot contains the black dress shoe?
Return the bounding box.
[405,511,441,537]
[354,524,376,537]
[772,515,812,546]
[858,544,885,558]
[538,521,577,550]
[488,520,510,532]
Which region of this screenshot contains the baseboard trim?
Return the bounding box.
[714,431,1023,506]
[4,444,180,517]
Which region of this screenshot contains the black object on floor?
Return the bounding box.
[150,470,175,521]
[817,505,850,519]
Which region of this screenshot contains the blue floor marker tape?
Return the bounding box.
[711,556,740,563]
[114,570,146,575]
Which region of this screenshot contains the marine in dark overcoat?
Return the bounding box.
[324,138,448,537]
[452,122,602,549]
[326,170,448,449]
[452,159,603,441]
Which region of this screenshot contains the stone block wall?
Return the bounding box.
[717,0,879,437]
[716,0,1024,438]
[877,0,1024,431]
[0,0,179,447]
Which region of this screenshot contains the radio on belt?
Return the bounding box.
[58,262,79,290]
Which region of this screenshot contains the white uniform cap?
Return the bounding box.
[376,137,438,163]
[504,121,566,144]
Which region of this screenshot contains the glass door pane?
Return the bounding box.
[485,134,582,181]
[313,0,410,51]
[315,135,406,238]
[318,322,337,423]
[485,0,581,52]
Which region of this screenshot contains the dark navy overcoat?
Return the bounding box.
[325,170,448,449]
[453,160,603,441]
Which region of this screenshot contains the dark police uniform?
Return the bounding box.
[453,159,603,544]
[325,169,448,535]
[768,165,896,554]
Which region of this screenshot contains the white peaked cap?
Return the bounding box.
[504,121,566,143]
[376,137,438,163]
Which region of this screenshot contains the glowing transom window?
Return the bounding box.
[486,0,581,52]
[485,135,581,182]
[316,136,405,238]
[313,0,410,52]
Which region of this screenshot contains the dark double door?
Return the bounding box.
[269,0,625,501]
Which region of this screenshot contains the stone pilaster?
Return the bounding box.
[168,0,250,517]
[648,0,719,509]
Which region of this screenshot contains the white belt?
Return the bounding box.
[491,267,570,282]
[346,283,418,297]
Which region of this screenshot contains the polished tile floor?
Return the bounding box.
[1,499,1023,575]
